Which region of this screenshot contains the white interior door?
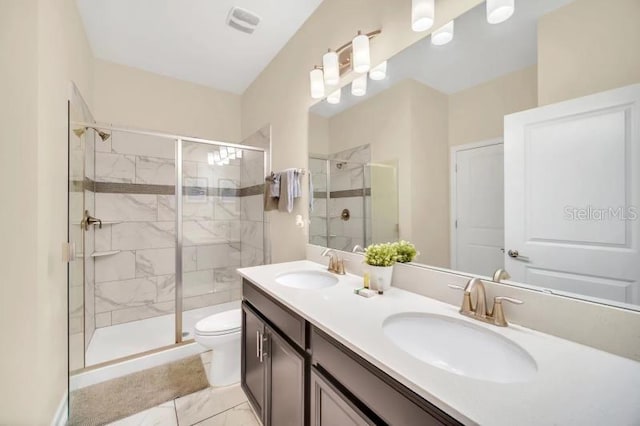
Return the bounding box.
[504,84,640,306]
[453,141,505,277]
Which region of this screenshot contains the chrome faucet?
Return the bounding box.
[492,268,511,283]
[449,277,523,327]
[322,248,346,275]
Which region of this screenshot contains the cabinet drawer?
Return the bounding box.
[243,279,306,349]
[311,328,461,426]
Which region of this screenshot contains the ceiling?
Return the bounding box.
[311,0,574,118]
[76,0,324,94]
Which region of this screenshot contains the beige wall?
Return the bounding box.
[308,113,330,156]
[0,1,40,423]
[317,79,450,267]
[538,0,640,105]
[242,0,483,263]
[410,81,450,267]
[94,59,242,142]
[0,0,94,423]
[329,80,412,244]
[449,66,538,146]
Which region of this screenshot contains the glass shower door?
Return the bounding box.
[67,118,98,371]
[178,140,265,339]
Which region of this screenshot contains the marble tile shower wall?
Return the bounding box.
[309,158,328,247]
[310,145,372,251]
[92,132,244,327]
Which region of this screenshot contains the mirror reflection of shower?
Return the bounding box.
[73,125,111,141]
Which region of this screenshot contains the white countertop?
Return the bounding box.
[238,260,640,426]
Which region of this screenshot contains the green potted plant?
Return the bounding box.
[364,242,398,292]
[392,240,418,263]
[364,241,419,292]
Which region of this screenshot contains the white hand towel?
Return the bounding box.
[278,169,301,213]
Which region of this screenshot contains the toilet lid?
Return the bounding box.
[195,308,242,336]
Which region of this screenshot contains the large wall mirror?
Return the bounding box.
[308,0,640,311]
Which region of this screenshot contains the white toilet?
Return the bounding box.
[194,308,242,387]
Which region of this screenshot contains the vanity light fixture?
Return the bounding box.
[219,146,228,159]
[207,152,215,165]
[322,50,340,86]
[369,61,387,80]
[352,74,368,96]
[308,29,381,100]
[412,0,435,32]
[487,0,515,24]
[228,147,236,160]
[431,20,454,46]
[309,67,325,99]
[352,31,371,73]
[327,88,341,104]
[236,149,243,159]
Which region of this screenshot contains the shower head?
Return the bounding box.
[73,126,111,142]
[96,129,111,142]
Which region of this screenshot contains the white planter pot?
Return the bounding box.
[367,264,394,292]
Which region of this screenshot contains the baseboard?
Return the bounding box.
[51,391,68,426]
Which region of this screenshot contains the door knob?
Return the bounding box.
[507,249,529,261]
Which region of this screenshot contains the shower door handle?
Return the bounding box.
[82,210,102,230]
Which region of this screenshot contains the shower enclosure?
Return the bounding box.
[309,156,399,251]
[67,119,268,371]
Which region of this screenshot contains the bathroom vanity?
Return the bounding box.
[239,260,640,426]
[241,275,456,425]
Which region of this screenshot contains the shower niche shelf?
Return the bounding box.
[91,250,121,258]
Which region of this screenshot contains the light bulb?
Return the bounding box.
[487,0,515,24]
[219,147,228,159]
[309,68,325,99]
[352,74,367,96]
[369,61,387,80]
[431,20,454,46]
[327,89,341,104]
[322,50,340,86]
[352,32,371,73]
[412,0,435,32]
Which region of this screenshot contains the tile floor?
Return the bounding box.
[108,352,260,426]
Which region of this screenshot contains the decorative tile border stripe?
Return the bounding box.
[72,178,261,197]
[317,188,372,199]
[239,184,265,197]
[95,181,175,195]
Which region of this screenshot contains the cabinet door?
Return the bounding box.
[265,326,305,426]
[310,368,376,426]
[242,302,266,421]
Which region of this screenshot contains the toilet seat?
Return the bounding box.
[195,308,241,336]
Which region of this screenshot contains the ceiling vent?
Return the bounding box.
[226,7,261,34]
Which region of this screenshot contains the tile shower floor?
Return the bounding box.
[86,301,240,366]
[107,352,260,426]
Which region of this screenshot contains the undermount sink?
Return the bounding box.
[382,313,537,383]
[275,270,339,289]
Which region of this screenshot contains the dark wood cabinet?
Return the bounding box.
[310,367,376,426]
[265,325,305,426]
[241,279,461,426]
[241,302,266,421]
[241,287,305,426]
